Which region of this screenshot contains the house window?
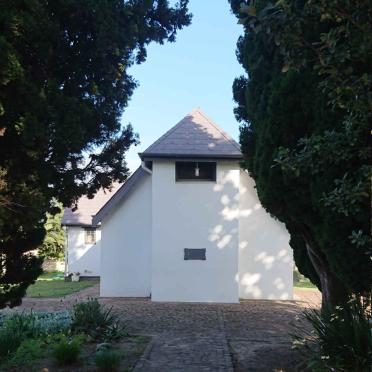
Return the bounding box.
[184,248,206,260]
[85,228,96,245]
[175,162,216,181]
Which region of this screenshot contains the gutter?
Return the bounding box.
[141,161,153,174]
[63,226,69,278]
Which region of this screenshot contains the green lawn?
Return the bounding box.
[38,270,65,281]
[293,270,317,289]
[27,271,98,298]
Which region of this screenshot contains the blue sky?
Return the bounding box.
[122,0,244,171]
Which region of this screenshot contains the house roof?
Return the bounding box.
[90,110,241,224]
[139,109,242,160]
[92,167,147,226]
[62,183,122,227]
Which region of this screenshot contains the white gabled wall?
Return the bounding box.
[97,160,293,302]
[151,160,240,303]
[66,226,101,276]
[100,173,152,297]
[238,170,293,300]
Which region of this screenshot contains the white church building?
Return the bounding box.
[91,109,293,303]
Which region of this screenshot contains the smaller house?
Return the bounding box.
[62,186,120,278]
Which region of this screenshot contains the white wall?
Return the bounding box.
[100,173,152,297]
[151,160,240,303]
[238,170,293,300]
[66,226,101,276]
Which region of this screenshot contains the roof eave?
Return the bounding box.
[139,153,243,161]
[61,222,98,228]
[92,167,146,225]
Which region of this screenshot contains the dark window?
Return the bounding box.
[184,248,206,260]
[84,228,96,244]
[144,160,153,170]
[175,162,216,181]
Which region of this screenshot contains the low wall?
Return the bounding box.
[42,259,65,272]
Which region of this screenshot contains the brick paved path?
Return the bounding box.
[14,286,320,371]
[103,298,312,372]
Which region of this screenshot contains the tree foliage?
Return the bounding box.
[38,202,65,261]
[230,0,371,307]
[0,0,191,307]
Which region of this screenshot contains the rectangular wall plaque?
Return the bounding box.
[184,248,206,260]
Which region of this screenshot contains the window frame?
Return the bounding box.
[84,227,96,245]
[175,161,217,182]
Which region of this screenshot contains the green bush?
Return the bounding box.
[52,335,82,365]
[0,326,24,359]
[1,312,41,338]
[292,297,372,371]
[0,310,72,359]
[1,339,44,369]
[72,298,126,341]
[34,310,71,334]
[94,350,121,371]
[0,312,40,358]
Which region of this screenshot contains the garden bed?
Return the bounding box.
[0,299,150,371]
[1,334,150,371]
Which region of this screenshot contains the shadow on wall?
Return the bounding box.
[166,113,292,301]
[207,167,292,300]
[239,175,292,300]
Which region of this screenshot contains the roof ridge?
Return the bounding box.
[195,109,241,151]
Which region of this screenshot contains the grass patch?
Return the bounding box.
[27,279,98,298]
[94,350,121,371]
[294,280,317,289]
[38,270,65,281]
[293,270,317,289]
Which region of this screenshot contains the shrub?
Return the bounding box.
[292,297,372,371]
[0,312,40,358]
[72,298,126,341]
[2,312,41,338]
[1,339,44,368]
[52,335,82,365]
[34,310,72,334]
[0,326,24,359]
[0,310,74,364]
[94,350,121,371]
[0,310,72,360]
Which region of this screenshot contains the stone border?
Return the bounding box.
[132,336,155,372]
[218,309,234,372]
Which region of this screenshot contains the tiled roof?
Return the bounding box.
[92,167,147,225]
[62,183,122,226]
[139,109,242,159]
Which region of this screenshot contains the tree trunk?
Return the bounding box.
[314,258,348,309]
[299,226,348,310]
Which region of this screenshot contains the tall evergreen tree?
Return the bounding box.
[39,202,65,261]
[0,0,191,307]
[230,0,371,307]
